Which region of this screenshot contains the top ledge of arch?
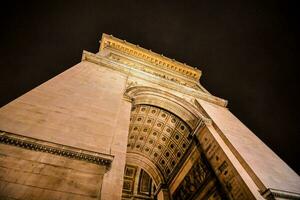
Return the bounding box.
[99,33,201,81]
[81,50,228,107]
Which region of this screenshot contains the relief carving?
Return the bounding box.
[172,156,216,200]
[109,53,200,90]
[198,129,256,200]
[101,34,201,80]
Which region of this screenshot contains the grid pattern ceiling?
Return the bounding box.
[127,104,192,181]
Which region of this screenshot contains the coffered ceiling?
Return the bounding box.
[127,104,193,182]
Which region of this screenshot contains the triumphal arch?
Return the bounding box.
[0,34,299,200]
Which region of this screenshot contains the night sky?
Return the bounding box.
[0,1,299,173]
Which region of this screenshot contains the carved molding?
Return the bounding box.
[124,86,210,130]
[262,188,300,200]
[109,52,200,90]
[123,92,134,102]
[0,130,114,168]
[81,50,228,107]
[100,33,201,80]
[126,152,164,186]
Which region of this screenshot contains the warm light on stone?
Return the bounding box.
[0,33,299,200]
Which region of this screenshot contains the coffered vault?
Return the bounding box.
[0,33,299,200]
[128,104,192,182]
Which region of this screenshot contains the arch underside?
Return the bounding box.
[125,86,209,130]
[127,104,193,183]
[122,86,225,200]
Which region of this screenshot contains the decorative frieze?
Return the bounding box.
[82,50,228,107]
[108,53,200,90]
[100,33,201,80]
[0,130,113,168]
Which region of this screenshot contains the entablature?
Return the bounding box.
[81,50,228,107]
[99,33,201,81]
[107,51,201,90]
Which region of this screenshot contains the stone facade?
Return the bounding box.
[0,33,299,200]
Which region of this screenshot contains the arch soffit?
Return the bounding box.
[125,86,208,130]
[126,152,164,186]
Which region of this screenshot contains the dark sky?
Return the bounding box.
[0,1,299,173]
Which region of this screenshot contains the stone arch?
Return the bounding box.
[124,86,212,187]
[126,152,163,186]
[125,86,208,130]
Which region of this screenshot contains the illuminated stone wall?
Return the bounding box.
[0,33,299,200]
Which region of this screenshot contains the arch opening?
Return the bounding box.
[122,86,221,199]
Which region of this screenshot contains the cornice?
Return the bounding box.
[99,33,201,81]
[0,130,114,168]
[262,188,300,200]
[108,52,200,90]
[82,50,228,107]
